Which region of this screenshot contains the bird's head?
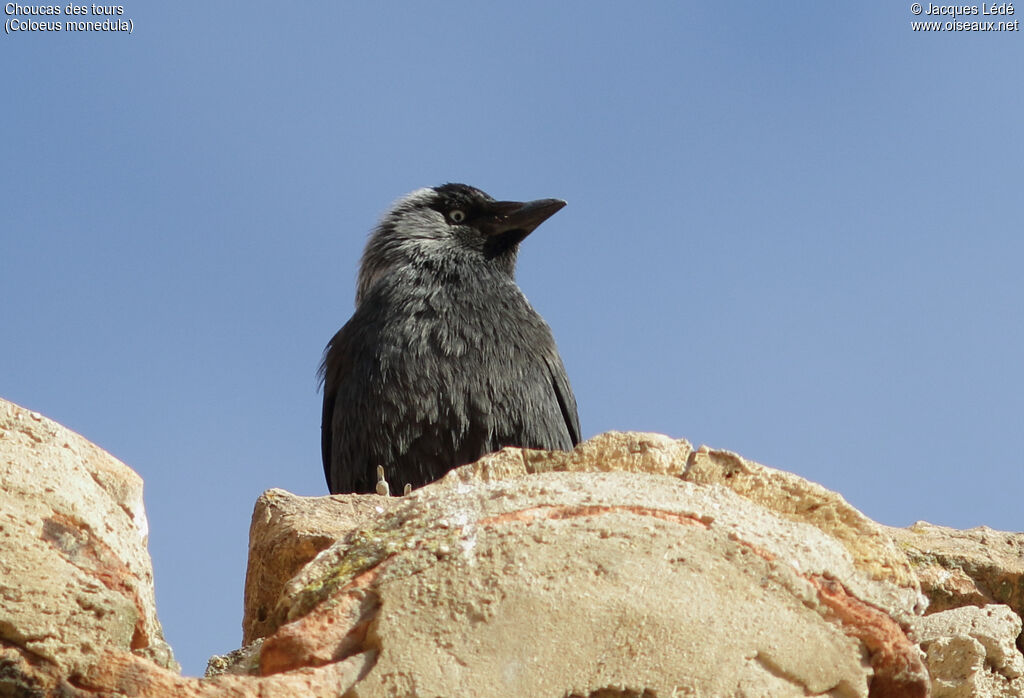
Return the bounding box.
[356,183,566,304]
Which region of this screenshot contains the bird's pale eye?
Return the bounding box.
[448,209,466,224]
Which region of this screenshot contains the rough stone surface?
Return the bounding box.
[916,605,1024,697]
[75,649,375,696]
[242,433,924,650]
[441,430,694,482]
[243,489,394,644]
[685,445,921,595]
[205,638,264,678]
[256,466,928,696]
[887,522,1024,620]
[15,402,1024,698]
[445,435,921,605]
[0,397,176,690]
[242,433,692,645]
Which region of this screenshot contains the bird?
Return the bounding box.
[319,183,581,495]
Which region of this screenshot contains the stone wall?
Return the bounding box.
[3,397,1022,697]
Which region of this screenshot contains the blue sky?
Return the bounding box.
[5,1,1023,676]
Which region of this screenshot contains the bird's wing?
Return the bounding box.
[546,353,581,447]
[320,391,335,491]
[318,330,346,492]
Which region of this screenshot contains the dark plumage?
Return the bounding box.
[319,183,580,494]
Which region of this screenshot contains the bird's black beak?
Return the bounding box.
[488,198,566,236]
[479,198,566,255]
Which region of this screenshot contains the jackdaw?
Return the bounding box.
[319,183,581,494]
